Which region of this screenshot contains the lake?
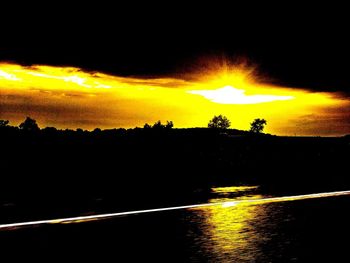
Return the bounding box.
[2,186,350,262]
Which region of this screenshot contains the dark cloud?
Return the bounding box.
[117,77,190,88]
[1,5,349,95]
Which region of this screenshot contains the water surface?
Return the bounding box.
[2,186,350,262]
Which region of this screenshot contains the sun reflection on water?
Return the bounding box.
[188,186,273,262]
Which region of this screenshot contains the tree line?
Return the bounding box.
[0,115,267,134]
[207,115,267,133]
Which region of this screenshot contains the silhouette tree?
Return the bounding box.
[19,117,40,131]
[208,115,231,129]
[0,120,9,127]
[144,120,174,129]
[250,118,267,133]
[93,128,102,133]
[152,120,163,129]
[165,121,174,129]
[143,123,152,129]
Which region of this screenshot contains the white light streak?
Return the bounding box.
[1,190,350,231]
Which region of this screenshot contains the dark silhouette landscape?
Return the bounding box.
[2,7,350,261]
[1,117,349,224]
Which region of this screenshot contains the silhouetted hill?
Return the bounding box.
[1,125,349,222]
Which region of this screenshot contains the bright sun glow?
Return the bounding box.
[0,62,349,136]
[187,85,294,104]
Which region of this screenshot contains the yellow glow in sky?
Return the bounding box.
[188,85,294,104]
[0,62,349,136]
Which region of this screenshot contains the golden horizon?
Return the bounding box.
[0,62,349,136]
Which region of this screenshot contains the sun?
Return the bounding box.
[185,62,295,104]
[187,85,294,104]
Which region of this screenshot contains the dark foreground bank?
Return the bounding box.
[1,127,350,222]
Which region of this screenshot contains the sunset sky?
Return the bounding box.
[1,61,349,136]
[1,8,350,136]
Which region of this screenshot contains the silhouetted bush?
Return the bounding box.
[143,120,174,130]
[250,118,267,133]
[19,117,40,132]
[0,120,9,127]
[208,115,231,129]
